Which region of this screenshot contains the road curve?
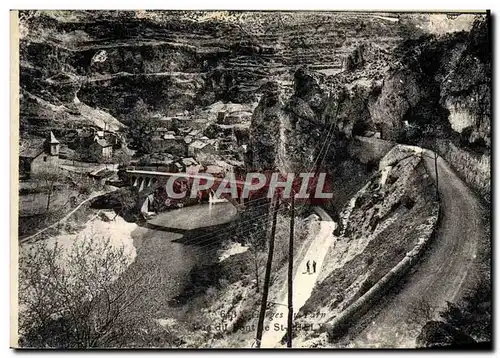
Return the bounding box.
[351,151,484,348]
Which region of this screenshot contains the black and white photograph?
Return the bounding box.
[10,10,491,349]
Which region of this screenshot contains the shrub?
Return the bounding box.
[18,234,156,348]
[365,256,374,266]
[326,321,349,342]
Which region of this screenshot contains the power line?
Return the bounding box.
[255,197,279,348]
[287,192,294,348]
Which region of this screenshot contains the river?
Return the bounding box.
[117,202,238,323]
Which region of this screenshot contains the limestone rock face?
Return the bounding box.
[248,82,281,171]
[19,11,410,123]
[248,70,328,173]
[369,17,490,149]
[20,11,489,190]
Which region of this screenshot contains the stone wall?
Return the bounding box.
[436,140,490,204]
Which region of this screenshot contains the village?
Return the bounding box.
[18,100,254,235]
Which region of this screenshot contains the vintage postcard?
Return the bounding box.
[11,10,491,349]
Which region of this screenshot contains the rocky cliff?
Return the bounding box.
[16,10,491,349]
[294,146,440,347]
[247,14,490,206]
[18,11,424,131]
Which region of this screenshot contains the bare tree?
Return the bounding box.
[18,232,158,348]
[31,164,65,213]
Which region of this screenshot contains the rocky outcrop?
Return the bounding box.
[248,16,490,208]
[369,17,490,151]
[248,70,329,173]
[21,12,488,185]
[436,140,490,202]
[247,82,285,171]
[19,11,412,122]
[416,321,476,348]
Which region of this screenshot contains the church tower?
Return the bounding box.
[48,131,60,156]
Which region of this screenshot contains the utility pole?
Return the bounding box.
[423,150,440,202]
[434,152,440,202]
[255,197,280,348]
[287,192,295,348]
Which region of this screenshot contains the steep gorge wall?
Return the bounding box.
[376,18,490,203]
[248,15,490,209]
[19,11,411,124]
[436,140,490,203]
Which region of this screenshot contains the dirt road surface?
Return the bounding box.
[350,152,484,348]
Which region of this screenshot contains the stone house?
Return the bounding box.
[178,157,201,174]
[89,138,113,161]
[93,129,119,147]
[151,132,187,156]
[188,140,216,157]
[19,131,60,178]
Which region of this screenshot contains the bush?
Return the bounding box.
[365,256,374,266]
[18,234,157,348]
[326,321,349,342]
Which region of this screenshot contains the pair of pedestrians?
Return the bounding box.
[306,260,316,274]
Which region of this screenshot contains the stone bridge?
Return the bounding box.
[125,169,247,208]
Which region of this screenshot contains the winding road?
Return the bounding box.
[351,150,484,347]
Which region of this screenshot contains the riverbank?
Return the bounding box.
[22,210,138,266]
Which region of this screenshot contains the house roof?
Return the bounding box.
[163,134,176,140]
[179,127,193,134]
[189,129,202,137]
[147,153,175,165]
[181,157,198,166]
[189,140,209,150]
[94,138,112,147]
[214,159,233,169]
[206,165,224,174]
[19,137,45,158]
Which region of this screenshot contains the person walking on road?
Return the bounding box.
[312,260,317,273]
[306,260,310,274]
